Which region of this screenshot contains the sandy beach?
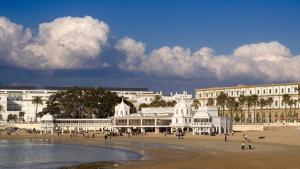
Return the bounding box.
[1,129,300,169]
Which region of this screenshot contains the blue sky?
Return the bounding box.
[0,0,300,93]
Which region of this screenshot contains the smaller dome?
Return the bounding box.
[41,113,55,121]
[115,99,130,109]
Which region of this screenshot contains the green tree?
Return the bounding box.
[42,87,136,118]
[32,96,43,122]
[226,97,238,119]
[18,111,25,122]
[238,95,246,123]
[250,95,259,123]
[266,97,273,122]
[206,98,215,106]
[258,98,267,123]
[0,105,3,121]
[295,84,300,119]
[216,92,228,117]
[282,94,291,121]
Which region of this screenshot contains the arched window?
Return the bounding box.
[176,119,178,123]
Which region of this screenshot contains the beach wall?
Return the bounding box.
[0,123,41,130]
[233,125,264,131]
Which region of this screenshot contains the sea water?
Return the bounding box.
[0,139,142,169]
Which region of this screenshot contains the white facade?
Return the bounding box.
[195,82,300,109]
[0,88,56,122]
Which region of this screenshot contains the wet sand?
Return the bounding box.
[1,130,300,169]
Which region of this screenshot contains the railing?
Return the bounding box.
[190,122,212,126]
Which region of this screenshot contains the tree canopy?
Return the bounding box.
[138,95,176,110]
[41,87,136,118]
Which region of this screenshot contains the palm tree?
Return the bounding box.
[206,98,215,106]
[251,95,258,123]
[18,111,25,122]
[216,92,228,117]
[192,99,200,109]
[0,105,3,121]
[295,84,300,119]
[287,99,294,122]
[32,96,43,122]
[226,97,236,119]
[266,97,273,122]
[245,96,253,123]
[258,98,267,123]
[238,95,246,123]
[282,94,291,121]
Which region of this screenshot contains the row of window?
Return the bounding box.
[199,86,298,98]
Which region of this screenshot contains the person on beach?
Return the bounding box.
[225,135,227,142]
[241,141,245,150]
[248,140,252,149]
[104,134,108,140]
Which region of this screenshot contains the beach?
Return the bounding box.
[1,129,300,169]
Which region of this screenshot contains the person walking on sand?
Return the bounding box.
[241,141,245,150]
[248,140,252,149]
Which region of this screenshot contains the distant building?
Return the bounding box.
[195,82,300,122]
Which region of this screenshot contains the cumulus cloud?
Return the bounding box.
[0,16,109,69]
[116,38,300,81]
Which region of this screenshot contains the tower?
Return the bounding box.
[114,99,130,117]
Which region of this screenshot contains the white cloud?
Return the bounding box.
[116,38,300,81]
[0,16,109,69]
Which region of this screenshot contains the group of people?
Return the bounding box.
[241,134,253,150]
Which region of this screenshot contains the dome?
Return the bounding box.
[41,113,55,121]
[115,99,130,109]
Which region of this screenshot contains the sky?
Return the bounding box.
[0,0,300,94]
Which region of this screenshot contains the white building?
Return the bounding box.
[40,99,231,135]
[195,82,300,122]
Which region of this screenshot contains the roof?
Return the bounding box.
[115,99,130,109]
[195,82,300,91]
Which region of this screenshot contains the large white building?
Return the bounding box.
[40,99,232,135]
[195,82,300,122]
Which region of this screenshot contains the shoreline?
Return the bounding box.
[2,130,300,169]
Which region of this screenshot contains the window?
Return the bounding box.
[282,88,284,93]
[176,109,178,115]
[236,91,239,95]
[257,90,260,94]
[231,91,233,96]
[121,111,123,116]
[145,98,147,101]
[288,88,290,93]
[269,89,272,94]
[275,100,278,107]
[275,89,278,94]
[263,90,266,94]
[181,109,183,114]
[281,101,284,106]
[176,119,178,123]
[250,90,252,95]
